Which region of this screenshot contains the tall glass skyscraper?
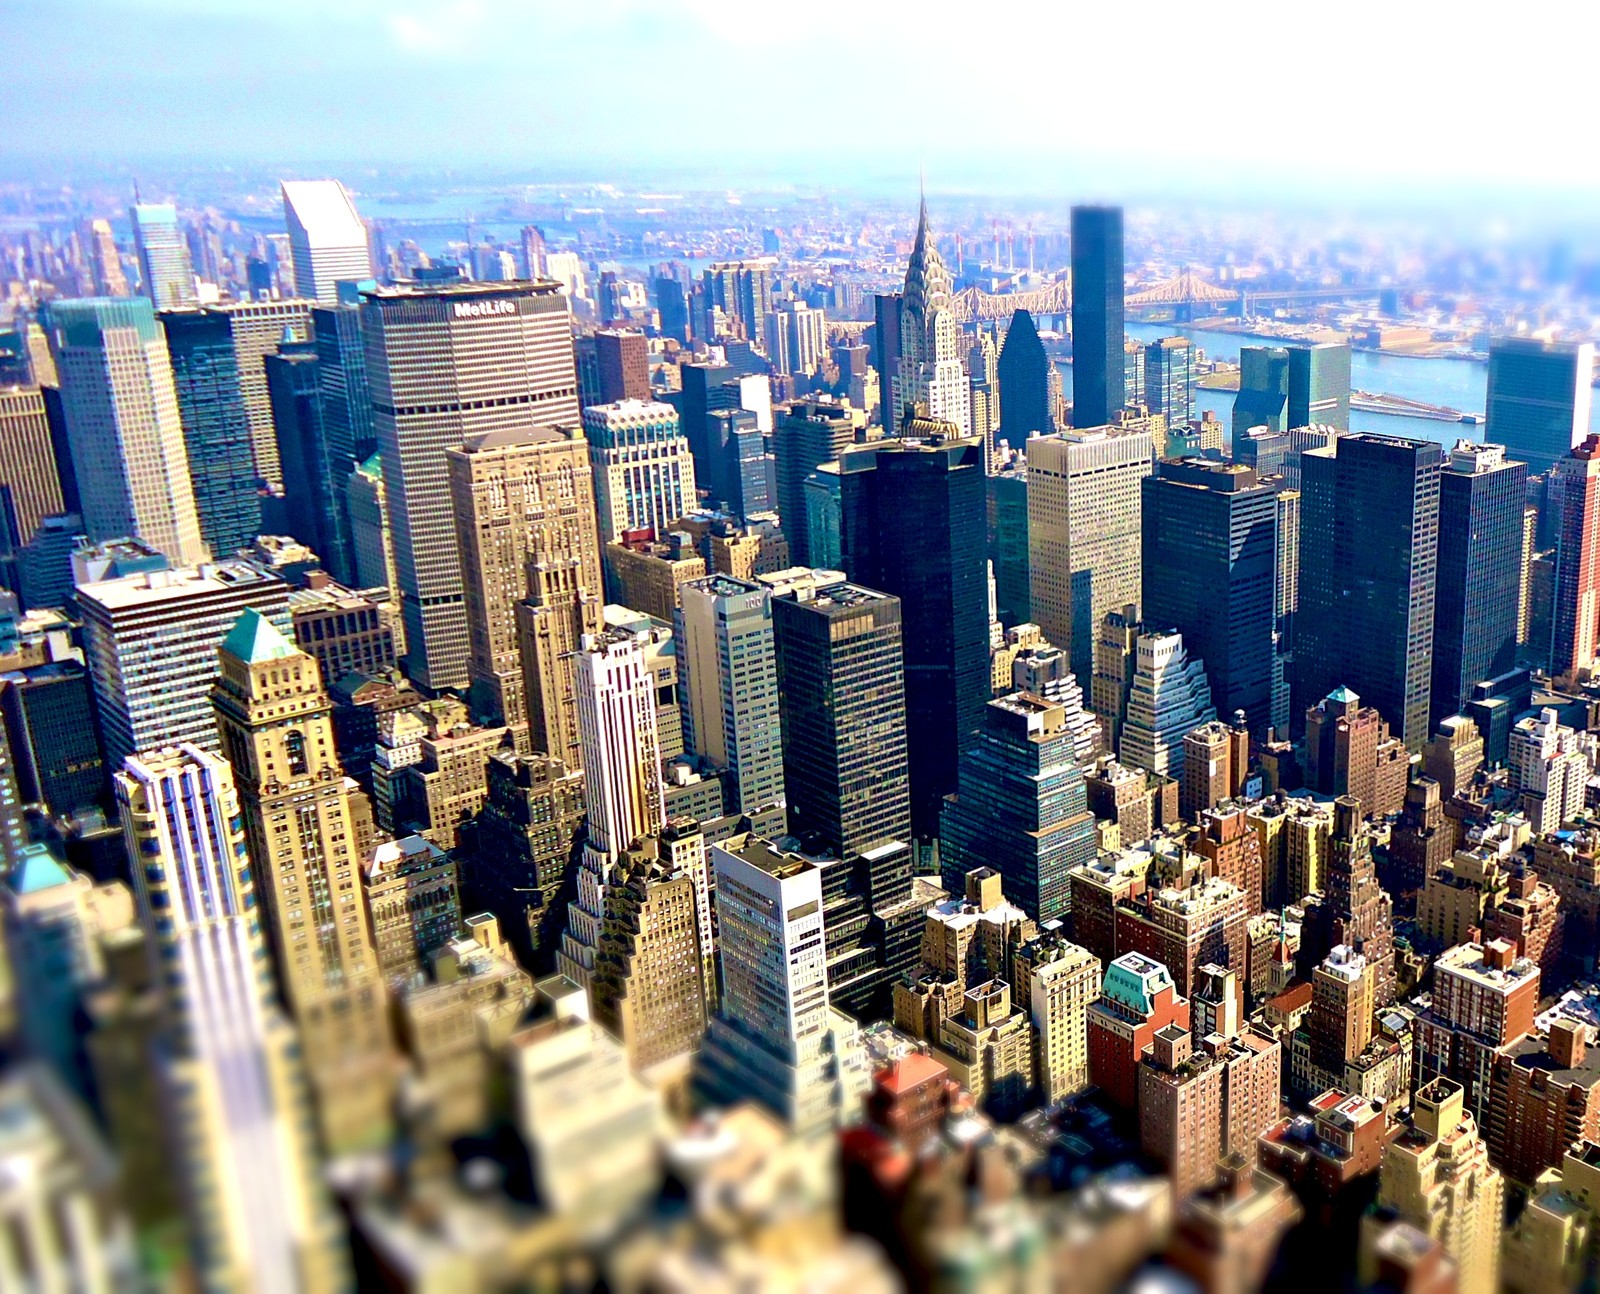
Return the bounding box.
[1485,337,1596,474]
[997,307,1053,446]
[160,309,263,557]
[839,435,987,843]
[1232,343,1351,451]
[939,693,1096,924]
[45,298,207,565]
[771,581,909,858]
[1432,441,1525,728]
[1069,206,1124,428]
[1297,434,1442,748]
[1144,336,1195,428]
[129,203,196,310]
[266,342,355,584]
[1141,458,1278,732]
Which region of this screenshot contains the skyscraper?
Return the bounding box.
[281,180,371,305]
[592,327,650,403]
[940,693,1097,925]
[129,204,196,310]
[695,836,870,1134]
[211,298,313,489]
[310,297,375,464]
[0,387,66,546]
[1288,343,1352,431]
[676,574,786,817]
[1027,425,1153,683]
[266,341,356,583]
[116,746,346,1291]
[773,396,857,567]
[996,307,1053,448]
[584,400,697,543]
[1069,206,1124,428]
[557,628,665,989]
[81,217,128,297]
[45,298,207,565]
[1298,435,1442,748]
[771,581,910,859]
[892,197,970,434]
[1118,629,1217,778]
[362,280,579,690]
[1432,442,1526,726]
[1232,343,1352,450]
[160,309,263,557]
[446,424,602,748]
[872,292,902,424]
[346,453,395,595]
[77,561,290,769]
[1141,458,1278,731]
[1144,336,1195,428]
[213,610,397,1153]
[1486,337,1595,475]
[1547,435,1600,682]
[839,435,988,842]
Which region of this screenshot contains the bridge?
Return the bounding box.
[952,275,1069,324]
[1125,268,1238,308]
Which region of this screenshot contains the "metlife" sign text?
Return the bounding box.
[453,299,516,319]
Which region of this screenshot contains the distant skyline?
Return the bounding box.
[6,0,1600,205]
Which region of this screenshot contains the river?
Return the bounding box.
[1066,320,1600,443]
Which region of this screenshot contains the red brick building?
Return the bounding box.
[1086,951,1189,1108]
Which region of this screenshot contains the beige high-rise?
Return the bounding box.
[446,424,603,756]
[1027,426,1152,683]
[0,387,66,543]
[212,609,397,1156]
[1375,1078,1503,1294]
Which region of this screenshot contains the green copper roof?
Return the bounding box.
[221,609,298,665]
[1326,685,1359,704]
[357,452,382,478]
[10,844,72,895]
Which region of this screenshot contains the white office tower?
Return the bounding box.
[892,195,971,435]
[45,298,207,565]
[129,203,196,309]
[77,562,290,770]
[362,280,580,690]
[676,574,786,817]
[695,836,870,1135]
[1118,629,1216,779]
[117,746,345,1293]
[584,400,698,542]
[557,628,666,990]
[281,180,372,304]
[1508,707,1590,834]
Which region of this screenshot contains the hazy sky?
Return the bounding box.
[6,0,1600,199]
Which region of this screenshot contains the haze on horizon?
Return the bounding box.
[5,0,1600,207]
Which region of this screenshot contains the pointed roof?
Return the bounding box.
[10,844,73,895]
[221,608,298,665]
[902,188,953,325]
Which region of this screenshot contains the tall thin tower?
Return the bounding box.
[117,745,347,1292]
[212,610,397,1155]
[893,193,971,435]
[557,627,666,991]
[281,180,372,305]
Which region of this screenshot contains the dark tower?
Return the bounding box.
[997,308,1052,446]
[1069,206,1124,428]
[838,434,987,845]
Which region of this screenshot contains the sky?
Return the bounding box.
[5,0,1600,202]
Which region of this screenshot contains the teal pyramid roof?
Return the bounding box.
[11,844,72,895]
[221,609,298,665]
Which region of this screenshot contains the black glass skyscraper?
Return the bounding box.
[266,343,355,583]
[1485,337,1594,474]
[1144,336,1195,429]
[1232,343,1351,452]
[677,361,743,509]
[939,693,1096,924]
[160,309,263,556]
[1069,206,1124,428]
[773,397,856,566]
[997,308,1052,446]
[1297,434,1441,749]
[310,302,375,465]
[838,435,988,843]
[1431,442,1526,728]
[871,293,902,419]
[771,582,910,858]
[1141,458,1278,732]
